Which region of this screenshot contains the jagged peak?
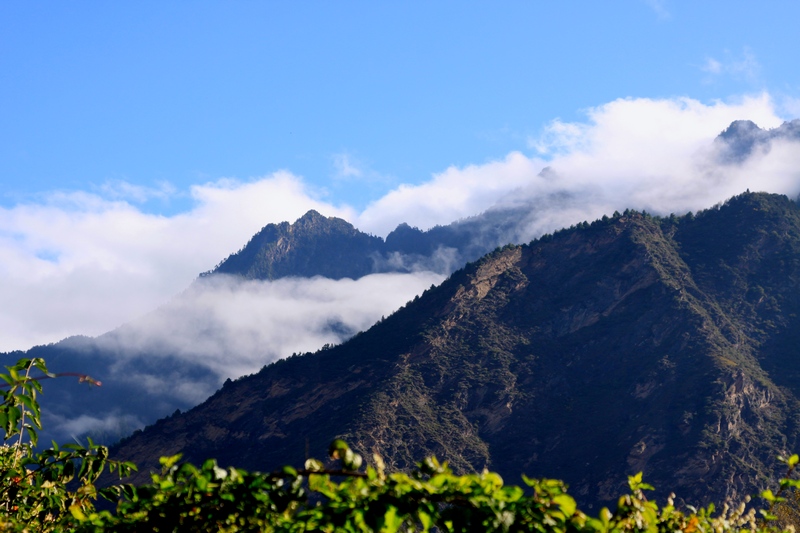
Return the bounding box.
[718,119,761,139]
[717,119,800,150]
[292,210,359,234]
[296,209,325,223]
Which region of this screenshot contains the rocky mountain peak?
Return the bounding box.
[298,209,324,221]
[210,211,384,280]
[716,118,800,163]
[293,209,344,232]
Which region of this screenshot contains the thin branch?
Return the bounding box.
[0,372,102,389]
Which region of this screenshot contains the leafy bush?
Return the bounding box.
[0,357,795,532]
[0,358,134,532]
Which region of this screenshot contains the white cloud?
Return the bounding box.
[355,93,792,240]
[643,0,671,20]
[97,180,177,203]
[702,48,762,85]
[730,47,761,83]
[333,153,364,179]
[357,151,547,236]
[702,58,723,75]
[495,93,795,237]
[30,270,444,445]
[353,92,797,246]
[97,271,444,381]
[45,411,144,444]
[0,172,354,352]
[2,91,799,364]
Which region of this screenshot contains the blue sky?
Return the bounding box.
[2,1,798,212]
[2,1,800,354]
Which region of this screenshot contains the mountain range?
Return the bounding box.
[110,191,800,508]
[0,172,540,446]
[208,201,530,281]
[3,120,800,506]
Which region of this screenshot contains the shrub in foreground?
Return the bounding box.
[1,357,797,532]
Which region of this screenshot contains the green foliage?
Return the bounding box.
[0,358,135,532]
[761,454,800,529]
[1,355,799,533]
[72,441,784,533]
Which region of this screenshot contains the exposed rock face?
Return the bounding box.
[210,210,385,280]
[113,192,800,508]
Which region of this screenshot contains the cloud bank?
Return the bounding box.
[35,271,443,444]
[98,271,444,383]
[0,173,353,351]
[355,93,799,245]
[2,92,799,364]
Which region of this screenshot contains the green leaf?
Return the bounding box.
[25,424,38,448]
[780,478,800,489]
[159,454,183,470]
[328,438,349,459]
[17,392,41,421]
[418,510,433,531]
[70,504,88,521]
[379,505,404,532]
[31,357,50,376]
[305,458,324,471]
[5,405,21,435]
[553,493,577,517]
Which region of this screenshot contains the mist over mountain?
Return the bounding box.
[111,192,800,509]
[716,119,800,163]
[209,206,526,282]
[1,269,442,445]
[210,119,800,284]
[3,118,800,454]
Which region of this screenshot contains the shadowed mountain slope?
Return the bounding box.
[111,192,800,507]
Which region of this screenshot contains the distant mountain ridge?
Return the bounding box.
[209,210,384,280]
[111,192,800,508]
[207,207,521,281]
[716,119,800,163]
[208,119,800,284]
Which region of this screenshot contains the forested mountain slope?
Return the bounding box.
[111,192,800,507]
